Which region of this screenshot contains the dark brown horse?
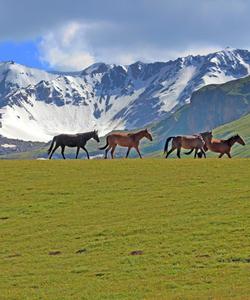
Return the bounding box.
[99,129,153,159]
[48,130,100,159]
[202,133,245,158]
[184,131,211,158]
[164,132,212,158]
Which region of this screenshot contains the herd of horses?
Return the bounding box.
[47,128,245,159]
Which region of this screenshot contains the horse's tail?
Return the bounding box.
[164,136,174,153]
[99,136,109,150]
[184,149,194,155]
[48,137,56,155]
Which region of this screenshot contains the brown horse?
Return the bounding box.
[99,129,153,159]
[164,132,212,158]
[202,134,245,158]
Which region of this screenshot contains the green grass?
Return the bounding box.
[1,159,249,299]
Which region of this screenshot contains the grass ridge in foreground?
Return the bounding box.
[1,159,249,299]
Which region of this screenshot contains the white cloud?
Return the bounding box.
[166,46,223,61]
[39,22,95,71]
[94,45,223,66]
[169,46,222,59]
[37,22,225,71]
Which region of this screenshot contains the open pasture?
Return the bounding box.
[0,159,249,299]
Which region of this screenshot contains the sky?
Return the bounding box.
[0,0,250,71]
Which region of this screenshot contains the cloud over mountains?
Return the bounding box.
[1,0,250,70]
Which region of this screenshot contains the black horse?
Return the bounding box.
[48,130,100,159]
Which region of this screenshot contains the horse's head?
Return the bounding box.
[144,129,153,141]
[201,131,213,141]
[93,130,100,143]
[235,134,245,146]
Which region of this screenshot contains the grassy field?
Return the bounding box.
[1,159,250,299]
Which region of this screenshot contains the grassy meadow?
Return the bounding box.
[0,159,250,299]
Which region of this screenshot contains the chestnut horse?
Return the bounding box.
[99,129,153,159]
[164,132,212,158]
[202,134,245,158]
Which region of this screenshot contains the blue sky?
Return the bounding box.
[1,0,250,71]
[0,40,49,69]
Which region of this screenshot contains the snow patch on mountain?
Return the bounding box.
[1,143,16,148]
[0,78,145,141]
[159,65,197,111]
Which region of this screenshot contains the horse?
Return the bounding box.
[202,133,245,158]
[184,131,212,158]
[47,130,100,159]
[164,132,212,158]
[99,129,153,159]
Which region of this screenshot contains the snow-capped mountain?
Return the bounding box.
[1,48,250,142]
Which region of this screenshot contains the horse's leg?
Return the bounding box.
[166,147,176,158]
[177,148,181,158]
[61,146,66,159]
[218,153,224,158]
[105,145,112,159]
[135,145,142,159]
[81,146,90,159]
[226,152,232,158]
[126,147,131,158]
[194,148,198,158]
[75,147,80,159]
[49,144,60,159]
[201,148,206,158]
[111,145,117,159]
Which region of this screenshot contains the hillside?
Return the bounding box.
[141,76,250,156]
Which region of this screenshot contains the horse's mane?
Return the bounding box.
[77,131,94,136]
[127,132,138,140]
[225,135,239,145]
[127,130,144,136]
[226,134,238,140]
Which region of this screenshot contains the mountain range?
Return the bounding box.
[1,48,250,143]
